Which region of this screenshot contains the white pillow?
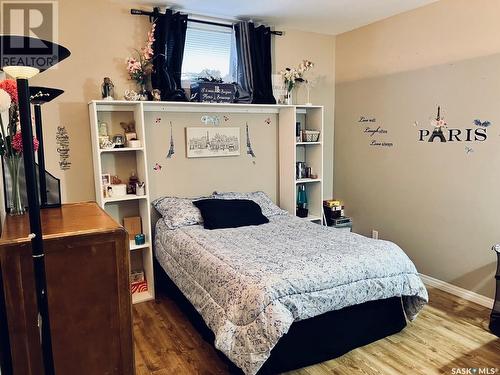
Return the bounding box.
[152,196,206,229]
[213,191,287,218]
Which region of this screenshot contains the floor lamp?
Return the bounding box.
[491,245,500,336]
[29,87,64,207]
[0,35,70,374]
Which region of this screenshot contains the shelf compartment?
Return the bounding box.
[296,178,322,184]
[306,215,322,222]
[129,240,150,251]
[103,195,148,204]
[100,147,144,153]
[132,290,154,304]
[296,142,321,146]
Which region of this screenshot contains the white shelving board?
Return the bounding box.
[279,105,325,224]
[89,101,154,304]
[89,101,325,305]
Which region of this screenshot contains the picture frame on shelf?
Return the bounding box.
[101,173,111,186]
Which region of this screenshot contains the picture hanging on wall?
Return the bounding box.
[186,127,240,158]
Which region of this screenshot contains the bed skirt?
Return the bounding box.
[154,259,407,374]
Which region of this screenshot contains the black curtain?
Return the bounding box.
[151,9,188,101]
[234,22,276,104]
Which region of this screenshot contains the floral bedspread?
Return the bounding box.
[154,215,428,375]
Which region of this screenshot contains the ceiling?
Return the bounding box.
[127,0,438,35]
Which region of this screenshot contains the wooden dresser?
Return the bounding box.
[0,202,134,374]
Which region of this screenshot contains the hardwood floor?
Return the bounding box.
[133,287,500,374]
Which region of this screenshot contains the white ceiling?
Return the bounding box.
[128,0,438,35]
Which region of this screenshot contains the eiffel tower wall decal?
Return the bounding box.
[428,106,447,143]
[166,121,175,159]
[246,123,256,158]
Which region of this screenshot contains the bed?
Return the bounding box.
[153,194,428,375]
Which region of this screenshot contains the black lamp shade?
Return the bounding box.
[30,86,64,104]
[0,35,71,71]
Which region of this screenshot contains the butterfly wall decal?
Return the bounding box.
[223,115,229,122]
[153,163,162,171]
[464,146,474,155]
[155,117,161,124]
[473,119,491,127]
[264,117,271,125]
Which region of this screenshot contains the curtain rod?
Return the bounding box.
[130,8,283,36]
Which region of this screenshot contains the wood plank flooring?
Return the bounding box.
[133,287,500,374]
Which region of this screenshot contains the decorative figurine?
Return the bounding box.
[136,182,145,196]
[112,134,125,148]
[124,89,140,101]
[120,121,137,143]
[127,171,139,195]
[101,77,115,100]
[152,89,161,101]
[111,175,122,185]
[98,121,109,138]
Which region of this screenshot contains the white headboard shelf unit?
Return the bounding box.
[88,100,325,304]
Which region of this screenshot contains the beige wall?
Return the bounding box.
[335,0,500,298]
[21,0,335,203]
[336,0,500,83]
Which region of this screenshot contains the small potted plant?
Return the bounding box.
[279,60,314,105]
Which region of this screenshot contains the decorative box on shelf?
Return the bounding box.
[131,279,148,295]
[190,81,236,103]
[130,269,145,283]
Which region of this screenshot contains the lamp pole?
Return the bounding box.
[17,77,55,374]
[33,103,48,206]
[491,245,500,337]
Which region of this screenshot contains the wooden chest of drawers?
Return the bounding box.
[0,202,134,374]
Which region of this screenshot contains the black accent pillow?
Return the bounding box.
[193,199,269,230]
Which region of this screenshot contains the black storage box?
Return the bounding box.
[190,82,236,103]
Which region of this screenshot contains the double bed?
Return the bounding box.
[153,193,428,375]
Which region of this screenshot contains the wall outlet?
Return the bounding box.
[372,230,379,240]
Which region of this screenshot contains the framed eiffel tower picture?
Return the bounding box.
[186,127,240,158]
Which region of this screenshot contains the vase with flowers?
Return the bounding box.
[126,23,156,101]
[279,60,314,105]
[0,79,39,215]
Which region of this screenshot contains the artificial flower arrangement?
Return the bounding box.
[125,23,156,100]
[0,79,39,215]
[279,60,314,103]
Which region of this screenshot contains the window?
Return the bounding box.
[181,22,233,83]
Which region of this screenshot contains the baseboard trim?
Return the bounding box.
[419,273,494,309]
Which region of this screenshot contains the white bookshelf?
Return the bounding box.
[87,101,325,306]
[89,101,154,304]
[279,105,324,224]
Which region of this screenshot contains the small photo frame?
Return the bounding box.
[101,173,111,186]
